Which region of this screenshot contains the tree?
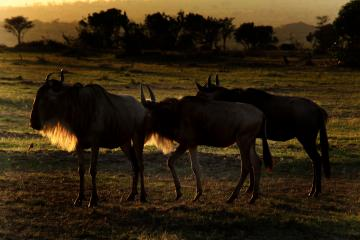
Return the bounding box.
[234,23,277,50]
[306,16,337,54]
[4,16,34,45]
[219,17,235,51]
[78,8,129,49]
[234,22,255,50]
[122,22,148,54]
[333,0,360,66]
[144,12,180,50]
[180,12,207,49]
[202,17,222,50]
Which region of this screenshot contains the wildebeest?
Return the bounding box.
[196,75,330,197]
[140,84,272,203]
[30,70,147,207]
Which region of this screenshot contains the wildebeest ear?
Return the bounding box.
[215,74,220,86]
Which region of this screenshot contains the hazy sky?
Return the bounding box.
[0,0,349,26]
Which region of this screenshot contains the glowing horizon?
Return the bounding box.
[0,0,349,26]
[0,0,94,7]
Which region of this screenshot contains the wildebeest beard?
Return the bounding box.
[145,98,181,154]
[38,84,114,152]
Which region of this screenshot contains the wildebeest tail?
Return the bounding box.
[261,118,273,170]
[320,108,330,178]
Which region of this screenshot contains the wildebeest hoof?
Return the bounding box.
[175,191,182,201]
[88,195,98,208]
[248,195,258,204]
[192,191,202,202]
[245,186,253,194]
[226,196,236,204]
[73,195,84,207]
[140,194,147,203]
[126,193,137,202]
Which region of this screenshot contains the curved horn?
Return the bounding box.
[207,75,212,87]
[215,74,220,86]
[195,81,203,91]
[140,84,146,105]
[60,69,64,83]
[45,72,55,82]
[146,85,156,103]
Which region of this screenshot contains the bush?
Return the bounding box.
[13,40,69,52]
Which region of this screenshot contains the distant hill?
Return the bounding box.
[274,22,315,48]
[0,20,77,47]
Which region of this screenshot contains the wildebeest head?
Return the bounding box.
[195,75,236,100]
[196,75,272,107]
[30,69,66,130]
[140,84,178,153]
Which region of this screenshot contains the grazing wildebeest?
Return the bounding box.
[30,70,147,207]
[196,75,330,197]
[140,84,272,203]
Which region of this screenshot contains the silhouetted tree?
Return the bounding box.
[234,23,277,50]
[4,16,34,45]
[78,8,129,49]
[122,22,148,54]
[144,12,180,50]
[219,17,235,51]
[333,0,360,66]
[180,12,206,49]
[202,17,222,50]
[306,16,337,54]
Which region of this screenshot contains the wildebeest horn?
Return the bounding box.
[60,69,64,83]
[215,74,220,86]
[140,84,146,105]
[207,75,212,86]
[146,85,156,103]
[195,82,203,90]
[45,72,55,82]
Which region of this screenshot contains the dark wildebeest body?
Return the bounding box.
[196,77,330,197]
[30,71,147,207]
[141,85,272,203]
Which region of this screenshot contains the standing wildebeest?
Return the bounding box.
[196,75,330,197]
[140,84,272,203]
[30,70,147,207]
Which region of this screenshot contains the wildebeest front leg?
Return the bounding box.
[74,148,85,207]
[88,146,99,207]
[121,142,139,201]
[189,147,203,201]
[133,133,147,202]
[168,145,187,200]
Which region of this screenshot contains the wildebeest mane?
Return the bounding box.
[41,83,116,151]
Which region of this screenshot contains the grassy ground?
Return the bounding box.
[0,51,359,239]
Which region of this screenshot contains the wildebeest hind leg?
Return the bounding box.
[249,144,261,204]
[245,170,254,194]
[74,148,85,207]
[168,145,187,200]
[189,147,203,201]
[298,137,322,197]
[121,142,139,201]
[88,146,99,207]
[227,141,251,203]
